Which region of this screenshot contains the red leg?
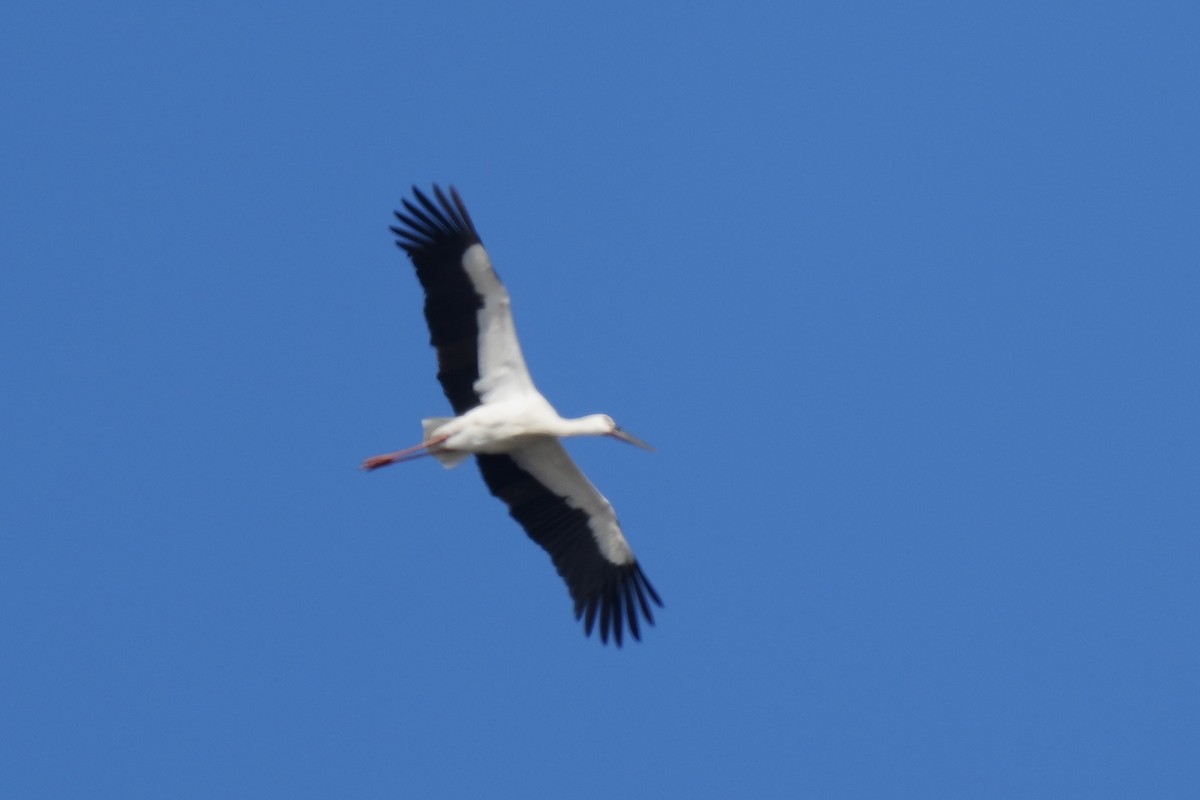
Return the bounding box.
[360,435,449,471]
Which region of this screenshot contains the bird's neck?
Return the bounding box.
[552,414,608,438]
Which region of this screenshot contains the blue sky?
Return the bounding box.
[3,1,1198,797]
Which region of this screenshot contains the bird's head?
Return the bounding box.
[590,414,655,452]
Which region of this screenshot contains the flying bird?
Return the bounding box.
[363,185,662,646]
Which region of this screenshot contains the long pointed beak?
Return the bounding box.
[610,426,656,452]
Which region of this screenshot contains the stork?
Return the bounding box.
[362,185,662,646]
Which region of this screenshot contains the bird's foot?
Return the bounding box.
[361,453,400,471]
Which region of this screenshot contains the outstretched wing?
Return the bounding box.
[391,185,536,414]
[475,439,663,646]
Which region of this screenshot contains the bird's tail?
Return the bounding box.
[421,417,471,469]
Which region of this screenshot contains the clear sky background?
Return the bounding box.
[3,2,1197,798]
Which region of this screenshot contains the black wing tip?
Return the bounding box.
[390,183,481,256]
[576,561,663,647]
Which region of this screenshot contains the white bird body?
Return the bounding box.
[431,403,618,454]
[363,185,661,646]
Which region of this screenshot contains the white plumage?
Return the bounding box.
[363,185,662,646]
